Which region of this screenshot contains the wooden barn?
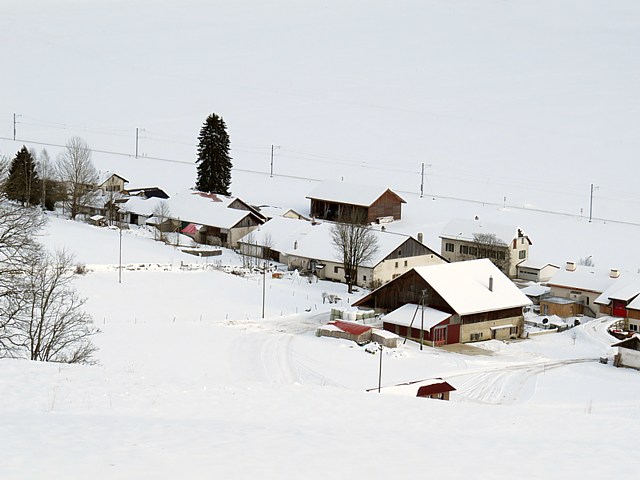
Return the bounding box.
[375,378,456,401]
[306,180,406,224]
[354,259,531,344]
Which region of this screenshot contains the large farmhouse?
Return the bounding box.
[306,180,406,224]
[354,259,531,344]
[281,222,446,289]
[440,219,531,278]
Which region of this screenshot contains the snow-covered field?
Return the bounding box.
[2,1,640,478]
[3,215,640,479]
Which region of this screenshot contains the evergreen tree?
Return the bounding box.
[195,113,232,195]
[4,146,41,206]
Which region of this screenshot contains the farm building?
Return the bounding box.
[307,180,406,224]
[281,222,446,289]
[376,378,456,401]
[354,259,531,344]
[546,262,624,317]
[613,336,640,370]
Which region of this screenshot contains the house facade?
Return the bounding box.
[354,259,531,344]
[98,172,129,192]
[307,180,406,224]
[281,223,446,289]
[516,261,560,283]
[440,219,531,278]
[546,262,622,317]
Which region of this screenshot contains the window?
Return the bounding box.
[334,266,339,274]
[518,250,526,259]
[510,326,519,336]
[460,245,469,254]
[521,237,525,244]
[629,323,638,332]
[469,247,477,256]
[363,275,367,281]
[470,332,483,342]
[398,249,402,256]
[445,243,454,252]
[497,251,505,260]
[404,260,408,267]
[395,261,399,268]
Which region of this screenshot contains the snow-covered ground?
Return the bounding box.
[2,1,640,478]
[2,214,640,479]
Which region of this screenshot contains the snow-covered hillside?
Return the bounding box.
[2,1,640,478]
[2,213,640,480]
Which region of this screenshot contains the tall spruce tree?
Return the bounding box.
[4,146,41,206]
[195,113,232,195]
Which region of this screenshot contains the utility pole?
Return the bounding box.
[378,344,383,393]
[270,144,280,177]
[135,127,145,158]
[13,113,21,140]
[420,162,424,198]
[118,225,123,284]
[588,183,598,223]
[262,260,267,318]
[420,289,428,350]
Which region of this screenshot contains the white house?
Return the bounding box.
[440,218,531,278]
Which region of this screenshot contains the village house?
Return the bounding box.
[612,336,640,370]
[544,262,623,317]
[440,219,531,278]
[306,180,406,224]
[594,277,640,333]
[279,222,446,288]
[97,171,129,192]
[516,260,560,283]
[237,216,315,262]
[120,190,265,247]
[377,378,457,401]
[354,259,531,345]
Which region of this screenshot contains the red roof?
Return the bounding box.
[181,223,200,235]
[330,320,372,336]
[416,381,456,397]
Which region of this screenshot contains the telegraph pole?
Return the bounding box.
[135,127,145,158]
[13,113,21,140]
[420,162,424,198]
[261,260,266,318]
[589,183,598,223]
[378,344,383,393]
[270,145,280,177]
[118,225,123,284]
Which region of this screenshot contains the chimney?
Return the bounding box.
[417,232,424,243]
[610,269,620,278]
[566,261,576,272]
[294,240,298,250]
[489,275,493,292]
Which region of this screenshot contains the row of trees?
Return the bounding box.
[0,137,98,219]
[0,200,97,363]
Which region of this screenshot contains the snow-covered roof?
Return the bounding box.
[383,304,452,329]
[97,170,128,185]
[440,218,527,244]
[379,378,455,397]
[517,259,560,270]
[237,216,316,253]
[282,222,426,268]
[520,284,551,297]
[595,277,640,305]
[412,259,532,316]
[306,180,405,207]
[166,191,260,230]
[121,196,167,216]
[257,205,310,221]
[547,266,620,294]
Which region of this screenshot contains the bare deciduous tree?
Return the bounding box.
[16,249,98,364]
[0,200,46,357]
[471,233,510,274]
[57,137,98,219]
[152,200,172,242]
[330,213,379,293]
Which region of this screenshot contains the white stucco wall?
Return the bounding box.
[619,348,640,370]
